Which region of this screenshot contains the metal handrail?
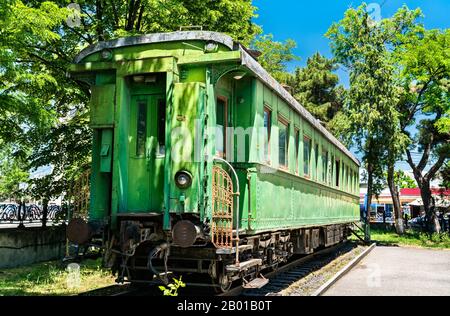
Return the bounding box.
[213,157,241,265]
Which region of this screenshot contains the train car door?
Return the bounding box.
[128,94,166,213]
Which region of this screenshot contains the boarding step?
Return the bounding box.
[226,259,262,273]
[243,276,269,289]
[216,244,253,255]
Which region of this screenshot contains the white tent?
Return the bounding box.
[408,196,450,209]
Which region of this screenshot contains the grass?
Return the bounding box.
[0,258,116,296]
[351,227,450,249]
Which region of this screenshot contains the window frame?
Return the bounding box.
[303,135,312,178]
[135,99,147,157]
[294,127,300,175]
[315,142,319,180]
[322,149,328,184]
[278,116,289,170]
[335,158,340,188]
[263,105,272,164]
[216,96,228,159]
[156,98,166,156]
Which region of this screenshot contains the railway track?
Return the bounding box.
[219,241,356,296]
[79,241,362,297]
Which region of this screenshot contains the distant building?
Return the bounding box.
[359,187,450,222]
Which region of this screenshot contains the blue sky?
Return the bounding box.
[254,0,450,69]
[255,0,450,85]
[254,0,450,172]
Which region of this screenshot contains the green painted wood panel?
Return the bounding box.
[90,84,115,127]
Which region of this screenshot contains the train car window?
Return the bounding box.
[278,119,289,168]
[344,165,348,191]
[352,170,355,193]
[157,99,166,155]
[346,167,350,191]
[335,159,340,187]
[216,97,227,158]
[295,128,300,174]
[136,100,147,157]
[263,107,271,163]
[348,167,351,192]
[330,154,334,185]
[350,170,353,193]
[303,136,311,177]
[315,143,319,179]
[322,150,328,183]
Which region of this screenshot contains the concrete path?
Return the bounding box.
[324,246,450,296]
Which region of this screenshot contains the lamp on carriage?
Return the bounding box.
[175,170,193,189]
[232,71,246,80]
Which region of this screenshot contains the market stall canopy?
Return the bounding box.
[408,197,450,208]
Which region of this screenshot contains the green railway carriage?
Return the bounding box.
[68,31,360,291]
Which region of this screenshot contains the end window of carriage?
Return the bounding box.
[216,97,228,158]
[157,98,166,156]
[303,135,311,177]
[263,106,271,163]
[278,117,289,169]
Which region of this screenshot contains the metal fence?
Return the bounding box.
[0,203,67,227]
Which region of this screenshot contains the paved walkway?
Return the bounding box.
[324,246,450,296]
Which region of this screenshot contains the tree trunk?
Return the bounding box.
[420,183,441,233]
[96,0,104,41]
[387,164,404,235]
[406,149,446,234]
[365,164,373,242]
[41,199,49,228]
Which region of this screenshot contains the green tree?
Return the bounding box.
[0,1,89,207]
[326,4,418,237]
[251,34,298,83]
[393,170,417,189]
[439,162,450,189]
[292,52,345,129]
[0,0,263,207]
[395,29,450,233]
[0,144,30,202]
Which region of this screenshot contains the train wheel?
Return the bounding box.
[212,273,232,293]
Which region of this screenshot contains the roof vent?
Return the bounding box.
[248,49,262,60]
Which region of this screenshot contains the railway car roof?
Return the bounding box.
[74,31,360,166]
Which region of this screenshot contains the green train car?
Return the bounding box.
[68,31,360,291]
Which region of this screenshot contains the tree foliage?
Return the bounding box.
[396,28,450,179]
[0,143,30,201]
[291,53,345,128]
[327,3,448,233]
[440,161,450,189]
[0,0,263,203]
[395,28,450,232]
[251,34,298,83]
[326,4,423,235]
[394,170,417,189]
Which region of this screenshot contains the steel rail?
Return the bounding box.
[217,241,352,297]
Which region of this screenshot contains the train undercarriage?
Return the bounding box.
[100,215,352,292]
